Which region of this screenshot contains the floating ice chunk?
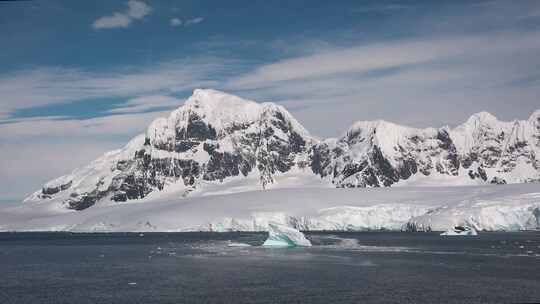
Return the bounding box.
[227,241,252,247]
[263,222,312,247]
[440,225,478,236]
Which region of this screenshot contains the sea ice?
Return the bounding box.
[262,223,312,247]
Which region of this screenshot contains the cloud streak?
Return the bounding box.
[108,95,183,114]
[170,17,205,28]
[228,31,540,89]
[0,110,168,141]
[0,57,229,119]
[184,17,204,26]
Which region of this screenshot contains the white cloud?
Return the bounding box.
[93,0,151,30]
[184,17,204,26]
[170,18,182,27]
[126,0,151,19]
[227,31,540,137]
[0,57,228,118]
[93,13,132,29]
[228,31,540,89]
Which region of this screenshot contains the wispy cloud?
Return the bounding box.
[108,95,183,114]
[93,0,152,30]
[0,110,168,141]
[0,57,229,119]
[228,31,540,90]
[170,17,204,28]
[184,17,204,26]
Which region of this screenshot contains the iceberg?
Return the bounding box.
[263,223,312,247]
[440,225,478,236]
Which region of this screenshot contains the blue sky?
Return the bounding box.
[1,0,540,200]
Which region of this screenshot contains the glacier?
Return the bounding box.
[1,183,539,233]
[262,222,312,247]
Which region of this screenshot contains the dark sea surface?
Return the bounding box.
[0,231,539,304]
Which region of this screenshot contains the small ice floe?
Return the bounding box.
[227,241,252,247]
[262,222,312,247]
[138,233,144,237]
[440,225,478,236]
[128,282,137,286]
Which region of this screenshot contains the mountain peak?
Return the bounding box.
[466,111,498,124]
[180,89,264,131]
[187,89,258,108]
[348,119,407,135]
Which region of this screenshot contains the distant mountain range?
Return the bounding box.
[24,89,540,210]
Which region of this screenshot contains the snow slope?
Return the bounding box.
[2,183,539,232]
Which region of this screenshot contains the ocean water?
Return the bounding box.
[0,232,539,304]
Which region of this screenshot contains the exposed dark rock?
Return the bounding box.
[175,140,199,153]
[65,189,105,211]
[178,113,217,140]
[42,180,72,196]
[490,177,507,184]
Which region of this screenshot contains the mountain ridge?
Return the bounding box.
[24,89,540,210]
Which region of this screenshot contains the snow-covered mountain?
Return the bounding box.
[23,89,540,211]
[311,110,540,188]
[25,89,313,210]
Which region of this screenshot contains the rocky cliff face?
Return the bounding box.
[23,89,540,210]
